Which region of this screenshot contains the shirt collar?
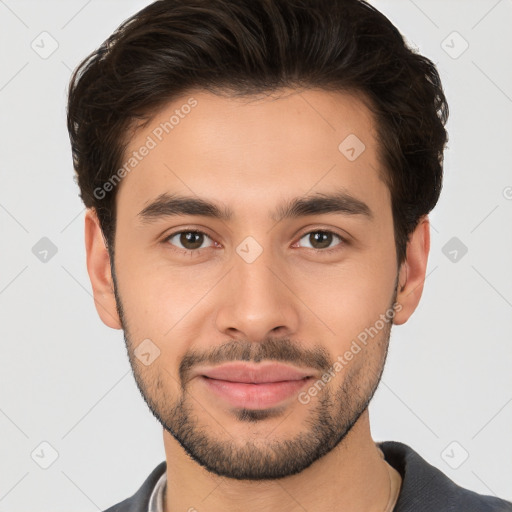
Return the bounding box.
[148,469,166,512]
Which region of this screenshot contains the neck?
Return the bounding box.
[162,410,392,512]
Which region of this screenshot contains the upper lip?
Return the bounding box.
[195,362,315,384]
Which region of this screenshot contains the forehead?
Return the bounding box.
[115,88,389,221]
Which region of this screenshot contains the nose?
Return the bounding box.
[214,241,300,343]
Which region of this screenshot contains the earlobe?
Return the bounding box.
[84,208,122,329]
[393,215,430,326]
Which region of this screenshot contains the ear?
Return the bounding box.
[84,208,122,329]
[393,215,430,325]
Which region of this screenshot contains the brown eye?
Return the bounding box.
[297,230,344,251]
[165,230,214,252]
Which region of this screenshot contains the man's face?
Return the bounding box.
[109,89,400,479]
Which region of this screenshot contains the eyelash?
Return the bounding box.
[162,228,347,256]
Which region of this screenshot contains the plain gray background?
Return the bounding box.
[0,0,511,510]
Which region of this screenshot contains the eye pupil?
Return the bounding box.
[310,231,332,249]
[181,231,203,249]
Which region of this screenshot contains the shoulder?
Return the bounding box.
[102,461,167,512]
[378,441,512,512]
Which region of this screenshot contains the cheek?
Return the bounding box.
[114,255,218,342]
[294,254,396,331]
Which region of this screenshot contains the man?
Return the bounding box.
[66,0,512,510]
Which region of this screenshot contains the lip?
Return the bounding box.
[195,362,316,383]
[194,362,316,409]
[200,377,313,409]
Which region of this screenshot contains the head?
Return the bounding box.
[68,0,448,480]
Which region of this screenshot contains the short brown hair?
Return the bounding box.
[66,0,448,266]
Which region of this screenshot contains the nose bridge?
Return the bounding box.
[214,235,299,340]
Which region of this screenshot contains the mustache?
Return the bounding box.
[179,338,331,386]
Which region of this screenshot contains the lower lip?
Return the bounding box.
[200,376,313,409]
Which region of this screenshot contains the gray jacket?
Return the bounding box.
[103,440,512,511]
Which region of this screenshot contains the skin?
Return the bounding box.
[85,88,430,512]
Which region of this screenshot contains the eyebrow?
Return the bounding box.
[137,190,373,224]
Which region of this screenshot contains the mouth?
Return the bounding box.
[194,362,316,409]
[197,361,315,383]
[200,375,314,409]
